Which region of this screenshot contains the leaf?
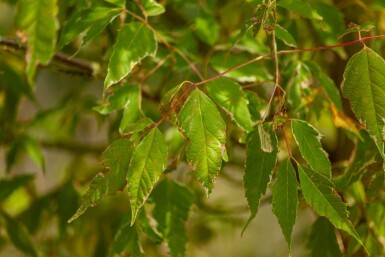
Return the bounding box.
[246,91,265,122]
[307,217,342,257]
[243,123,278,232]
[298,165,363,245]
[206,78,253,132]
[251,1,276,36]
[178,89,227,194]
[277,0,323,21]
[101,139,134,194]
[339,22,375,40]
[0,175,34,201]
[16,0,59,84]
[274,24,297,48]
[113,212,142,257]
[105,22,157,90]
[58,7,122,50]
[138,210,163,244]
[2,211,38,257]
[152,179,194,257]
[194,11,219,46]
[127,127,168,224]
[141,0,165,16]
[341,47,385,158]
[272,159,298,250]
[291,119,331,178]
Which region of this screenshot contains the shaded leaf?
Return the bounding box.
[0,175,34,201]
[206,77,253,132]
[291,119,331,178]
[113,212,142,257]
[152,179,194,257]
[138,210,163,244]
[105,22,157,90]
[2,211,38,257]
[243,123,277,232]
[194,11,219,46]
[274,24,296,48]
[16,0,59,84]
[341,47,385,158]
[246,91,265,122]
[127,128,168,224]
[307,217,342,257]
[178,89,227,194]
[272,159,298,250]
[277,0,323,21]
[298,165,363,245]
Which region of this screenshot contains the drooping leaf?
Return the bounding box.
[16,0,59,84]
[178,89,227,194]
[141,0,165,16]
[277,0,323,21]
[113,212,142,257]
[2,211,38,257]
[101,139,134,194]
[58,7,122,50]
[0,175,34,201]
[243,123,278,232]
[127,127,168,224]
[272,159,298,250]
[291,119,331,178]
[307,217,342,257]
[341,47,385,158]
[206,77,253,132]
[152,179,194,257]
[274,24,297,48]
[298,165,363,245]
[105,22,157,90]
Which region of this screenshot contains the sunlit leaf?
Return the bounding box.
[127,128,168,224]
[16,0,59,84]
[272,159,298,250]
[141,0,165,16]
[206,77,253,132]
[291,119,331,178]
[178,89,227,195]
[298,165,363,245]
[277,0,323,21]
[152,179,194,257]
[341,47,385,158]
[105,22,157,90]
[243,123,277,232]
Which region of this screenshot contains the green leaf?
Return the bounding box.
[339,22,375,40]
[113,212,142,257]
[194,11,219,46]
[2,211,38,257]
[152,179,194,257]
[243,123,277,232]
[178,89,227,194]
[127,128,168,224]
[105,22,157,90]
[277,0,323,21]
[0,175,34,201]
[307,217,342,257]
[246,91,264,122]
[272,159,298,250]
[206,78,253,132]
[138,210,163,244]
[341,47,385,158]
[298,165,363,245]
[58,7,122,50]
[16,0,59,84]
[101,139,134,194]
[141,0,165,16]
[274,24,297,48]
[291,119,331,178]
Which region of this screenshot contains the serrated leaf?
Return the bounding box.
[113,212,142,257]
[178,89,227,194]
[307,217,342,257]
[277,0,323,21]
[105,22,157,90]
[341,47,385,158]
[274,24,297,48]
[272,159,298,250]
[16,0,58,84]
[243,123,277,232]
[298,165,363,245]
[58,7,122,50]
[206,78,253,132]
[127,128,168,224]
[141,0,165,16]
[152,179,194,257]
[120,118,153,137]
[2,211,38,257]
[101,139,134,194]
[291,119,331,178]
[160,82,192,124]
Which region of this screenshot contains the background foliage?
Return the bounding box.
[1,0,385,256]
